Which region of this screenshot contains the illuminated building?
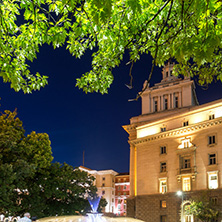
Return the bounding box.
[115,173,130,216]
[78,166,117,213]
[123,62,222,222]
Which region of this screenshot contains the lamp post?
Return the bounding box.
[177,191,184,222]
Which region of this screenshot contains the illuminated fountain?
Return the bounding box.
[86,195,103,222]
[37,195,144,222]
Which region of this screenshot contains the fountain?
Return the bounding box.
[37,195,144,222]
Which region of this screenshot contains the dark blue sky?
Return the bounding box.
[1,45,222,173]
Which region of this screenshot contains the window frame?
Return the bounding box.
[160,162,167,173]
[209,153,217,165]
[160,146,167,155]
[182,177,191,191]
[208,171,218,189]
[159,178,167,194]
[160,200,167,208]
[208,135,216,146]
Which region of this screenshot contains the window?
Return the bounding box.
[208,135,216,145]
[124,204,126,210]
[209,154,216,165]
[118,199,121,204]
[160,215,167,222]
[123,185,126,190]
[112,198,114,202]
[159,178,167,193]
[209,114,215,120]
[102,183,105,187]
[102,190,105,195]
[210,197,218,205]
[118,204,121,210]
[164,98,168,110]
[182,158,191,169]
[154,100,158,112]
[160,200,167,208]
[182,177,191,191]
[161,127,166,132]
[166,71,168,77]
[208,172,218,189]
[123,192,126,195]
[102,177,105,181]
[160,146,167,154]
[112,191,114,195]
[170,70,172,76]
[160,162,167,172]
[175,96,178,108]
[183,121,189,127]
[118,192,121,196]
[118,186,121,190]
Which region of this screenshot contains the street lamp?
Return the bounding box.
[177,191,184,222]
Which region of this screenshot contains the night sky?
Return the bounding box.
[1,45,222,173]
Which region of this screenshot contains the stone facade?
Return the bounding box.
[123,63,222,222]
[115,173,130,216]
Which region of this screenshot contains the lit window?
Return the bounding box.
[208,135,216,145]
[160,215,167,222]
[208,172,218,189]
[182,177,191,191]
[182,158,191,169]
[183,121,189,127]
[159,178,167,193]
[209,154,216,165]
[118,204,121,210]
[160,162,167,172]
[160,146,167,154]
[209,114,215,120]
[160,200,167,208]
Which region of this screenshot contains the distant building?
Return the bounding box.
[78,166,117,213]
[114,173,130,216]
[123,62,222,222]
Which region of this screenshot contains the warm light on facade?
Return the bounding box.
[178,137,193,149]
[137,125,160,138]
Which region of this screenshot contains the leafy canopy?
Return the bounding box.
[0,110,104,218]
[0,0,222,94]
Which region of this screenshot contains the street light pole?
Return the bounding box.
[177,191,184,222]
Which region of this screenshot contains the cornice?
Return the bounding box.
[129,117,222,145]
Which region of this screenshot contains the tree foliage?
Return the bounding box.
[185,200,220,222]
[0,110,104,218]
[0,0,221,95]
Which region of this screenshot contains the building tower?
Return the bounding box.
[123,63,222,222]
